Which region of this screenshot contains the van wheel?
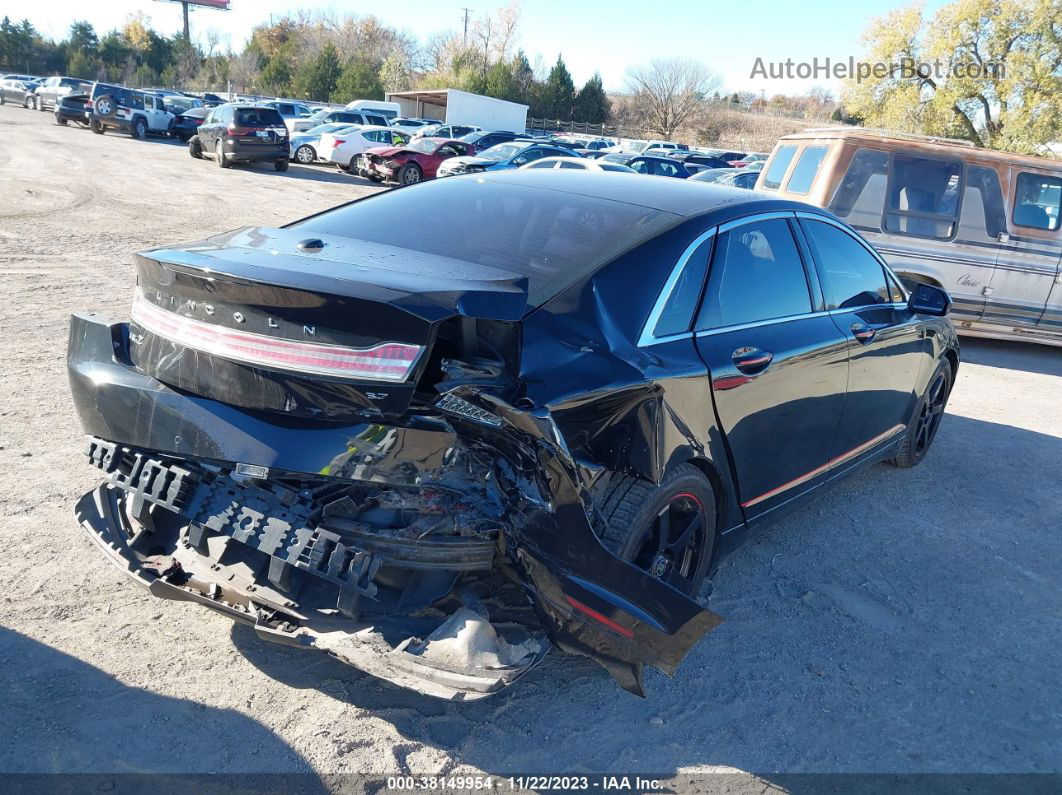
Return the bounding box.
[215,140,229,168]
[274,157,289,172]
[188,135,203,159]
[595,464,716,596]
[892,360,952,468]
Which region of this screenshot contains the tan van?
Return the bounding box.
[756,128,1062,346]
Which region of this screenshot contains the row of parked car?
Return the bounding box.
[5,72,768,188]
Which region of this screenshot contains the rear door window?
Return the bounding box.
[884,154,962,240]
[802,219,890,309]
[1013,172,1062,231]
[696,218,813,329]
[785,146,828,194]
[366,114,387,126]
[760,145,797,190]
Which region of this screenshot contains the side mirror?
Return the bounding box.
[907,282,951,316]
[513,156,529,166]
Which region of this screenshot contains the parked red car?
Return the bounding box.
[356,137,474,185]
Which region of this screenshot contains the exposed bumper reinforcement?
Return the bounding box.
[75,484,548,701]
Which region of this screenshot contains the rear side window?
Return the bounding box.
[236,108,284,127]
[761,145,797,190]
[654,235,712,337]
[786,146,828,194]
[697,218,812,329]
[1013,172,1062,231]
[367,115,387,126]
[884,154,962,240]
[802,219,889,309]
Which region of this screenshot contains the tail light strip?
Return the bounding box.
[130,290,422,382]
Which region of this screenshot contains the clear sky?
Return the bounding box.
[15,0,948,97]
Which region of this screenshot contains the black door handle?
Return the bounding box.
[732,347,773,374]
[851,323,877,344]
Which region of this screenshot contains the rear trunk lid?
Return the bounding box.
[129,226,529,421]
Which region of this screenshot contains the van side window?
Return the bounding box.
[884,154,962,240]
[828,148,889,221]
[786,146,828,194]
[961,166,1006,239]
[761,145,797,190]
[1013,172,1062,231]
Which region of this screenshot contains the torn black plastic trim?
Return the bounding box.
[442,386,724,695]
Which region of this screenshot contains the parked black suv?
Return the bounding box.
[189,104,289,171]
[87,82,175,139]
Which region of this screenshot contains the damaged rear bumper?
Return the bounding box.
[69,312,723,698]
[76,478,548,701]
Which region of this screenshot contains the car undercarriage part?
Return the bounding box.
[77,437,548,700]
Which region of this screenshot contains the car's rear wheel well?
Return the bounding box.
[681,457,727,539]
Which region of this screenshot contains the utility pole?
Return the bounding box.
[462,7,471,46]
[182,1,190,40]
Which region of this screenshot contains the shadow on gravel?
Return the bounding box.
[228,413,1062,777]
[959,338,1062,377]
[0,627,319,781]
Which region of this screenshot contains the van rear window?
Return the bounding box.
[236,108,284,127]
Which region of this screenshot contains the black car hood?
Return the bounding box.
[141,225,530,323]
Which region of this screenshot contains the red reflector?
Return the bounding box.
[130,290,422,382]
[564,595,635,638]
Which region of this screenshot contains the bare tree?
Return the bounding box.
[626,58,720,137]
[229,48,262,94]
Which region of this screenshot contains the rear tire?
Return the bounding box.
[132,117,147,140]
[274,157,289,172]
[215,140,229,168]
[89,119,104,135]
[188,135,203,159]
[595,464,716,596]
[294,144,315,164]
[55,116,67,125]
[892,359,952,468]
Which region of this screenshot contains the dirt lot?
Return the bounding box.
[1,104,1060,784]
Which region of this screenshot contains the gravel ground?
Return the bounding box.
[1,104,1060,784]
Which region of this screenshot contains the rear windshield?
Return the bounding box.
[236,108,284,127]
[291,178,677,306]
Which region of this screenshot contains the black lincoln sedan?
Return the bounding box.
[68,171,957,701]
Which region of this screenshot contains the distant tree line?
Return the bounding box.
[0,4,613,125]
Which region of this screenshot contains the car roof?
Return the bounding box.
[476,169,802,217]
